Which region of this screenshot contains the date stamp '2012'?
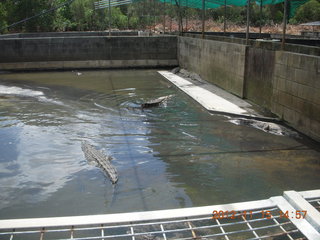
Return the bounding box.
[212,210,307,220]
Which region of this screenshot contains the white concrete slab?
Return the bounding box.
[159,71,248,115]
[300,190,320,199]
[271,196,320,240]
[284,190,320,232]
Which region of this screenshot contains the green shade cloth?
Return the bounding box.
[151,0,309,18]
[289,0,309,18]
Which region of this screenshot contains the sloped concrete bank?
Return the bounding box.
[178,36,320,142]
[0,35,178,70]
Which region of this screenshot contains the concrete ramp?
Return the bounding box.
[159,70,279,123]
[159,71,248,115]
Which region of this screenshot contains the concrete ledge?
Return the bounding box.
[284,190,320,232]
[0,60,178,71]
[271,196,320,240]
[0,31,139,39]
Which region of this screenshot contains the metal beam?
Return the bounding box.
[281,0,287,50]
[223,0,227,34]
[95,2,132,9]
[109,0,111,36]
[202,0,205,39]
[94,0,132,9]
[246,0,250,45]
[170,0,173,32]
[259,0,262,37]
[163,0,166,33]
[186,0,189,32]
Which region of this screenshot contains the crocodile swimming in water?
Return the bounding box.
[81,141,118,184]
[141,95,173,108]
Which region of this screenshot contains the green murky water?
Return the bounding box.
[0,69,319,219]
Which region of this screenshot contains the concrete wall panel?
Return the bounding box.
[178,36,320,141]
[271,51,320,141]
[178,36,247,98]
[0,36,178,66]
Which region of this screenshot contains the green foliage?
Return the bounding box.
[70,0,95,30]
[18,0,56,32]
[53,1,73,31]
[111,7,128,29]
[207,2,284,26]
[291,0,320,23]
[0,0,317,32]
[208,6,246,24]
[251,4,269,26]
[0,2,7,33]
[227,6,247,24]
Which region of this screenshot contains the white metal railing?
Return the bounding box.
[0,190,319,240]
[94,0,132,9]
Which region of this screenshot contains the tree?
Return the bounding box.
[52,0,73,31]
[0,2,7,33]
[291,0,320,23]
[69,0,94,30]
[111,7,128,29]
[2,0,57,32]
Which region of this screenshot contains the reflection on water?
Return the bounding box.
[0,69,319,219]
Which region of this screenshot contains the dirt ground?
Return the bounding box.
[152,18,319,35]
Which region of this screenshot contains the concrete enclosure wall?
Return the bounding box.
[244,47,275,108]
[183,33,320,56]
[178,36,246,97]
[178,36,320,142]
[0,31,139,39]
[0,36,178,70]
[271,51,320,141]
[0,33,319,141]
[245,47,320,141]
